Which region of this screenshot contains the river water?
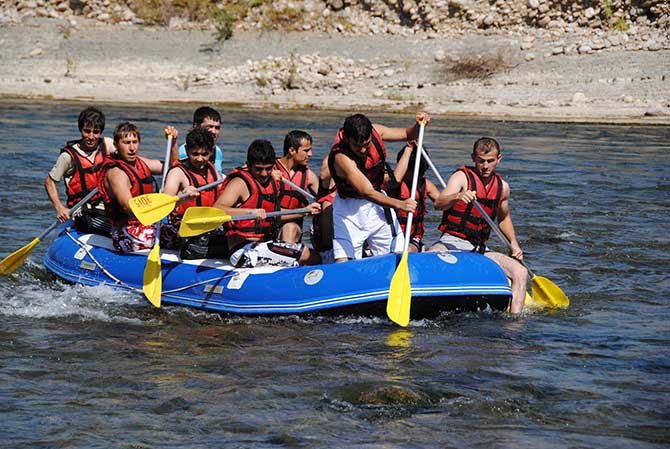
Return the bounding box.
[0,101,668,448]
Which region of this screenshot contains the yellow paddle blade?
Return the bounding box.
[387,252,411,327]
[0,237,41,275]
[129,193,179,226]
[179,207,233,237]
[530,275,570,309]
[142,244,162,308]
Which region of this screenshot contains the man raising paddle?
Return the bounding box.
[428,137,528,313]
[328,112,429,262]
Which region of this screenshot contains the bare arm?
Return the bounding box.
[144,126,180,175]
[44,175,69,222]
[425,179,440,203]
[393,144,413,183]
[307,169,319,196]
[104,168,133,216]
[213,177,266,219]
[434,171,472,211]
[162,167,198,199]
[318,156,332,192]
[374,111,431,142]
[333,153,415,212]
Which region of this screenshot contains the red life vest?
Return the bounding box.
[327,128,387,199]
[169,159,219,224]
[438,166,504,245]
[222,167,281,241]
[61,139,108,207]
[274,159,313,210]
[395,178,427,240]
[99,155,156,227]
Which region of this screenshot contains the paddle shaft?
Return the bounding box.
[402,123,426,252]
[282,178,316,203]
[231,207,313,222]
[422,151,536,277]
[176,177,226,200]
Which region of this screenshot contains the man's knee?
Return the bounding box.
[279,222,302,243]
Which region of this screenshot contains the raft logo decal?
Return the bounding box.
[437,252,458,264]
[304,269,324,285]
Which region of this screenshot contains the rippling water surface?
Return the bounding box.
[0,101,668,448]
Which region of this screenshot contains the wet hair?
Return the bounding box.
[185,127,214,154]
[342,114,373,143]
[247,139,276,166]
[472,137,501,156]
[113,122,141,145]
[283,130,312,156]
[192,106,221,126]
[397,144,428,179]
[78,107,105,132]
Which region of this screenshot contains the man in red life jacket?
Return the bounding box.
[274,130,319,243]
[45,107,115,235]
[389,143,440,252]
[214,139,321,268]
[162,128,227,258]
[98,122,179,253]
[328,112,429,262]
[428,137,528,314]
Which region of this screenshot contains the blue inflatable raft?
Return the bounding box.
[44,227,512,318]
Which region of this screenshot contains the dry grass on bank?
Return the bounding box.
[442,49,517,82]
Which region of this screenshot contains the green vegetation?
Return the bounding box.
[131,0,266,40]
[212,7,236,41]
[602,0,629,31]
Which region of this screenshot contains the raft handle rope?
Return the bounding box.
[64,228,252,296]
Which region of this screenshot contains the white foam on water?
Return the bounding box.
[0,280,148,324]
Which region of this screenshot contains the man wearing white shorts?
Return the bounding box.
[327,112,430,262]
[332,193,403,260]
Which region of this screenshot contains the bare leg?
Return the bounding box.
[299,247,322,266]
[278,222,302,243]
[485,251,529,313]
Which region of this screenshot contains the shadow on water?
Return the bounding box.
[1,101,669,448]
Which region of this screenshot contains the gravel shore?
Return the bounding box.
[0,16,668,124]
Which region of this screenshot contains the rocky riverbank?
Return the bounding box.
[0,1,668,123]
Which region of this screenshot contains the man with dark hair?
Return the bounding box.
[161,127,225,257]
[45,106,115,235]
[178,106,224,173]
[327,111,430,262]
[214,139,321,268]
[429,137,528,313]
[98,122,179,253]
[274,130,319,243]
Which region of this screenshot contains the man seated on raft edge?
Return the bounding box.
[98,122,179,253]
[427,137,528,314]
[213,139,322,268]
[45,106,116,237]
